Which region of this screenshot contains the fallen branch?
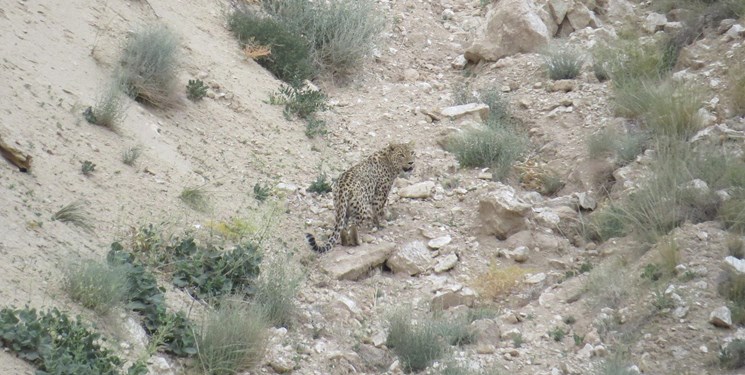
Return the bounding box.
[0,135,32,172]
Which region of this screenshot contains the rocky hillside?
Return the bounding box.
[2,0,745,374]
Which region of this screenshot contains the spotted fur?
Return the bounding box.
[305,143,415,253]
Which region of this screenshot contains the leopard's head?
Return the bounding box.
[386,142,415,172]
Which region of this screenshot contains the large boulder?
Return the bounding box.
[320,242,396,280]
[478,183,531,239]
[465,0,551,62]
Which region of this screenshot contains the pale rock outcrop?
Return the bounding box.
[320,242,396,280]
[386,241,433,276]
[478,183,531,239]
[465,0,551,62]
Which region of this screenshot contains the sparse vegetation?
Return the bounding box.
[386,310,446,373]
[63,260,130,315]
[84,80,128,128]
[261,0,385,78]
[180,186,211,212]
[81,160,96,175]
[587,128,647,166]
[728,234,745,259]
[730,64,745,116]
[307,172,333,194]
[434,313,476,346]
[252,256,302,328]
[195,301,268,375]
[122,146,142,166]
[549,326,566,342]
[51,200,93,232]
[270,83,328,120]
[651,289,675,312]
[585,258,630,308]
[119,25,180,108]
[473,265,529,301]
[718,267,745,326]
[544,45,583,80]
[186,79,208,101]
[253,182,271,202]
[512,333,524,348]
[0,307,130,375]
[721,191,745,234]
[719,339,745,370]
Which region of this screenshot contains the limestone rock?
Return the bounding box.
[709,306,733,328]
[428,235,452,249]
[465,0,550,62]
[566,2,599,30]
[432,284,476,310]
[511,246,530,263]
[320,242,396,280]
[439,103,490,121]
[644,13,667,34]
[434,253,459,273]
[575,192,597,210]
[386,241,433,276]
[398,181,435,199]
[148,356,174,375]
[452,55,468,70]
[472,319,501,347]
[478,183,531,239]
[548,79,575,92]
[725,256,745,274]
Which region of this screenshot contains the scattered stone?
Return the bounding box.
[512,246,530,263]
[725,256,745,274]
[387,241,433,276]
[320,242,396,280]
[709,306,733,328]
[725,24,745,40]
[428,235,452,249]
[643,13,667,33]
[575,192,596,210]
[403,68,420,81]
[548,79,575,92]
[356,344,390,370]
[398,181,435,199]
[452,54,468,69]
[525,272,546,284]
[276,182,298,193]
[478,171,494,180]
[478,183,531,239]
[432,284,476,310]
[439,103,490,121]
[434,253,459,273]
[472,319,501,347]
[148,356,174,375]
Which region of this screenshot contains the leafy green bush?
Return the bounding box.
[196,301,268,375]
[228,7,313,82]
[119,25,180,108]
[107,244,197,357]
[544,45,583,80]
[386,310,446,373]
[63,260,130,314]
[262,0,385,77]
[253,257,302,328]
[186,79,208,101]
[253,182,271,202]
[0,307,131,375]
[270,83,328,120]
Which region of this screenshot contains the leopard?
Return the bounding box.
[305,142,415,253]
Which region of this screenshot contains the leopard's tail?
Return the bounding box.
[305,212,346,253]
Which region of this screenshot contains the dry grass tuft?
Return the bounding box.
[473,265,530,301]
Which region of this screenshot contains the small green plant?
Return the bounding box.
[81,160,96,175]
[719,339,745,370]
[253,182,271,202]
[563,316,576,325]
[512,333,524,348]
[585,205,627,242]
[0,307,128,375]
[122,146,142,166]
[466,307,498,322]
[544,45,583,80]
[651,289,675,312]
[549,326,566,342]
[435,314,476,346]
[538,170,564,196]
[196,301,268,375]
[728,234,745,259]
[307,172,333,194]
[186,79,208,101]
[84,80,128,128]
[180,186,211,212]
[272,84,328,120]
[51,200,93,232]
[119,25,180,108]
[573,333,585,347]
[584,258,630,308]
[386,310,446,373]
[641,263,663,281]
[721,192,745,234]
[253,256,302,328]
[446,127,527,181]
[63,260,130,314]
[304,116,327,138]
[587,128,647,166]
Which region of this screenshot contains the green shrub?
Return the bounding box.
[305,116,327,138]
[271,84,328,120]
[307,172,333,194]
[186,79,208,101]
[253,182,271,202]
[0,307,130,375]
[587,128,647,166]
[196,301,268,375]
[81,160,96,175]
[63,260,130,314]
[584,259,630,308]
[549,326,566,342]
[435,314,476,346]
[253,257,302,328]
[84,80,128,128]
[720,339,745,370]
[728,234,745,259]
[586,205,627,242]
[122,146,142,166]
[544,45,583,80]
[446,127,527,181]
[119,25,180,108]
[107,244,198,357]
[262,0,385,77]
[228,7,313,82]
[386,310,446,373]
